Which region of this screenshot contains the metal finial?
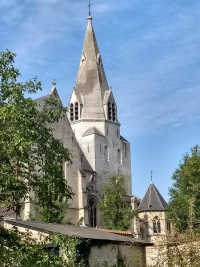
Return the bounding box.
[150,170,153,182]
[52,78,56,87]
[87,0,93,16]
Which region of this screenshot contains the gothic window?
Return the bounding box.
[167,221,171,232]
[70,103,74,121]
[75,102,79,120]
[108,102,112,120]
[153,217,161,233]
[117,149,122,165]
[140,228,145,240]
[88,198,97,227]
[112,103,116,122]
[104,146,108,161]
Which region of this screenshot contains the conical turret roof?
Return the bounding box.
[138,183,168,212]
[74,16,109,120]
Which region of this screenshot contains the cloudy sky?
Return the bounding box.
[1,0,200,201]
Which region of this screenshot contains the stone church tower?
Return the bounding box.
[68,15,132,226]
[22,15,132,228]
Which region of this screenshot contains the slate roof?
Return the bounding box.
[34,95,48,111]
[138,182,168,211]
[4,219,152,245]
[120,135,129,143]
[83,127,105,137]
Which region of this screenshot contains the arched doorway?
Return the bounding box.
[88,197,97,227]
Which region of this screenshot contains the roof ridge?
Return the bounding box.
[152,184,165,210]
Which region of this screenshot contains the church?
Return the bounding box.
[19,14,171,244]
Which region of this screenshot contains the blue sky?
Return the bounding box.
[1,0,200,201]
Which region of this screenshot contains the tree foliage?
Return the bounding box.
[98,175,136,231]
[0,50,74,222]
[168,145,200,232]
[0,226,92,267]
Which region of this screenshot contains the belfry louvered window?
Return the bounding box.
[108,102,112,120]
[88,198,97,227]
[153,217,161,233]
[70,103,74,121]
[108,102,117,122]
[75,102,79,120]
[112,103,116,122]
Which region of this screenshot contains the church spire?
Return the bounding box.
[74,16,109,120]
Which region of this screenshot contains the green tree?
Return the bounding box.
[0,50,74,223]
[98,175,136,231]
[168,145,200,232]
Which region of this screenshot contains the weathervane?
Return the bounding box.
[87,0,93,16]
[150,170,153,182]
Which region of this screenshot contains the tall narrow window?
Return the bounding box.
[75,102,79,120]
[108,102,112,120]
[104,146,108,161]
[125,144,127,158]
[140,228,145,240]
[117,149,122,165]
[167,221,171,232]
[112,103,116,122]
[88,198,97,227]
[153,217,161,233]
[70,103,74,121]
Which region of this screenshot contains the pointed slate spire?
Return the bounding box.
[75,16,109,120]
[138,183,168,212]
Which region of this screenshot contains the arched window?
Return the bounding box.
[117,149,122,165]
[70,103,74,121]
[140,227,145,240]
[112,103,116,122]
[88,198,97,227]
[104,146,109,161]
[108,102,112,120]
[153,217,161,233]
[167,221,171,232]
[75,102,79,120]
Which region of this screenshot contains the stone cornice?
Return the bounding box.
[71,119,121,126]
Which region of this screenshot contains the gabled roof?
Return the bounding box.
[34,95,48,111]
[138,183,168,212]
[83,127,105,137]
[120,135,129,143]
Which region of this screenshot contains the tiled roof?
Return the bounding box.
[0,207,15,218]
[97,228,135,237]
[138,182,168,212]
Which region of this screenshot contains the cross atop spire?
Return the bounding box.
[52,78,56,87]
[150,170,153,183]
[87,1,93,17]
